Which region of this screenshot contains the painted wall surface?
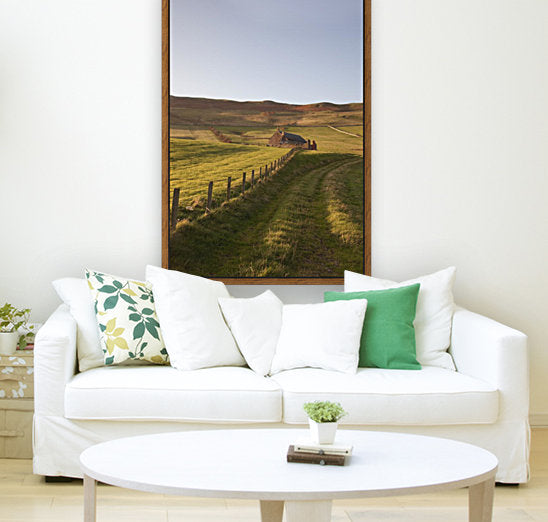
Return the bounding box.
[0,1,547,419]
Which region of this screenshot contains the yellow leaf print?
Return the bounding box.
[105,318,117,334]
[114,337,129,350]
[87,280,93,290]
[150,355,165,364]
[112,327,125,337]
[122,288,137,296]
[106,338,115,354]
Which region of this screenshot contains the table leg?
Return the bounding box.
[469,477,495,522]
[285,500,332,522]
[83,474,96,522]
[259,500,284,522]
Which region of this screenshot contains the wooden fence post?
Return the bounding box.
[265,164,268,177]
[206,181,213,212]
[259,166,262,179]
[242,172,246,194]
[251,169,255,187]
[227,177,231,201]
[170,187,180,232]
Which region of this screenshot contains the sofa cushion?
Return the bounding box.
[271,367,498,426]
[65,366,281,422]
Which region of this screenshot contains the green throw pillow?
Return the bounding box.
[324,284,421,370]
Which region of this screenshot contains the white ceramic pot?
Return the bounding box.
[0,331,19,355]
[308,418,338,444]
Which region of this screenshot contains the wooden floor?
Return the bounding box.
[1,428,547,521]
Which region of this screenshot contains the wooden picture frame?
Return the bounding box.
[162,0,370,284]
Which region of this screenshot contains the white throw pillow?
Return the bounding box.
[270,299,367,375]
[145,265,245,371]
[218,290,283,376]
[344,267,456,370]
[52,278,103,372]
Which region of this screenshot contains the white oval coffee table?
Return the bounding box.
[80,429,497,522]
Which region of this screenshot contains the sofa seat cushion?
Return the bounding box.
[271,366,498,426]
[65,366,281,422]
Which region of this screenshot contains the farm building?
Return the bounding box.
[268,130,308,148]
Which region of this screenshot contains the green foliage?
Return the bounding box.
[0,303,30,334]
[0,302,33,348]
[303,401,347,423]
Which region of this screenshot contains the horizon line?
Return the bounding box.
[170,93,364,106]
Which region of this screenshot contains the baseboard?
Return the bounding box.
[529,414,548,427]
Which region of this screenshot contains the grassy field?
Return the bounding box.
[170,151,364,278]
[170,139,290,209]
[171,125,363,154]
[284,126,362,155]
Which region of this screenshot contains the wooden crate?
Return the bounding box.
[0,352,34,399]
[0,350,34,458]
[0,400,33,458]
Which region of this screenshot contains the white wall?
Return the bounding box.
[0,0,547,420]
[371,0,548,424]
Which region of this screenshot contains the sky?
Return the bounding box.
[170,0,363,105]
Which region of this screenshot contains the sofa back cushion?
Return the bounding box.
[344,267,457,370]
[52,278,103,372]
[146,265,245,371]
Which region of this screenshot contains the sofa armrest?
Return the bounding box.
[34,304,77,416]
[450,307,529,421]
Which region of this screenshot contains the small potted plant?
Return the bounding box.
[0,303,31,355]
[303,401,347,444]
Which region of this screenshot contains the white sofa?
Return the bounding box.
[33,304,530,483]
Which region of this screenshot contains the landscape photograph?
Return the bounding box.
[168,0,367,279]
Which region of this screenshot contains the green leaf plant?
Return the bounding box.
[303,401,347,423]
[0,302,33,348]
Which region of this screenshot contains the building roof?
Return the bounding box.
[282,131,306,143]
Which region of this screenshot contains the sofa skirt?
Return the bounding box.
[32,414,530,484]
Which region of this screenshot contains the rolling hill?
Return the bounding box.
[170,96,363,128]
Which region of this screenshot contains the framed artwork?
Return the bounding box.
[162,0,370,284]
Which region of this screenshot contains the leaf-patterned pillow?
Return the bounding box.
[85,269,168,366]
